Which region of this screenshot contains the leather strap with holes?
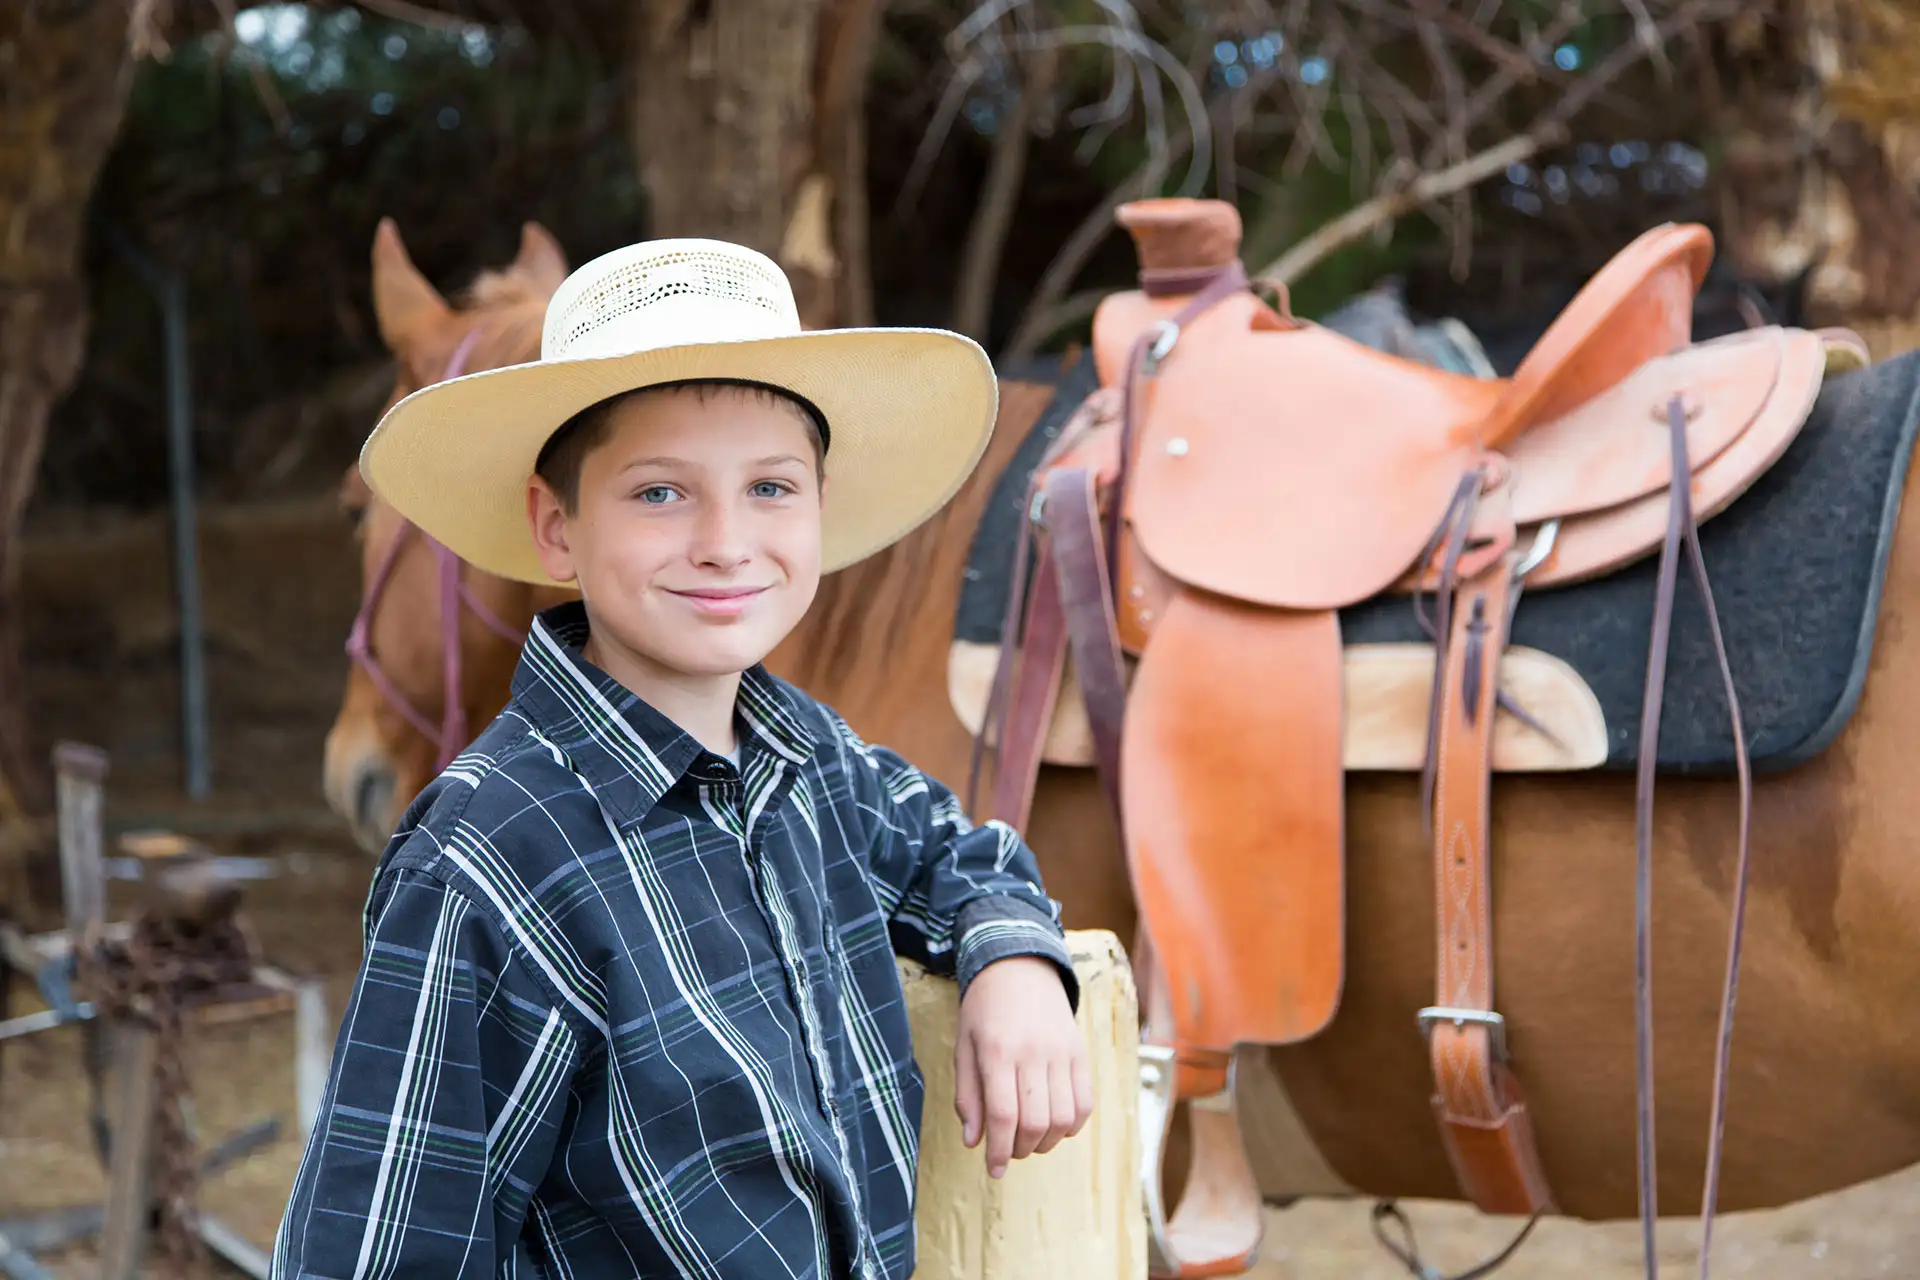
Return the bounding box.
[1426,553,1556,1216]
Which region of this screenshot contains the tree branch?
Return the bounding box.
[352,0,477,32]
[1260,131,1551,285]
[1258,0,1745,287]
[953,44,1059,341]
[1000,65,1280,361]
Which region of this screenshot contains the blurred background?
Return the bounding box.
[4,0,1920,1273]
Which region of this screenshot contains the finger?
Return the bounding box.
[1070,1041,1095,1136]
[954,1032,982,1148]
[1035,1058,1077,1155]
[982,1050,1020,1178]
[1012,1059,1050,1161]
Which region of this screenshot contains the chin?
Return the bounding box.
[673,635,782,676]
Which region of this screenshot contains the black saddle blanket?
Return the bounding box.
[956,349,1920,775]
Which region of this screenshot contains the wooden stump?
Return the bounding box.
[901,928,1143,1280]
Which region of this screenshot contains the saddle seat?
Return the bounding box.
[1092,212,1756,616]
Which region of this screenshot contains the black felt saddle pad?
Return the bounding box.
[958,350,1920,775]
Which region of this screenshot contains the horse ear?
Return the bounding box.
[339,462,373,513]
[371,217,450,351]
[514,221,569,298]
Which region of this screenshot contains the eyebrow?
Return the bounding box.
[619,454,809,472]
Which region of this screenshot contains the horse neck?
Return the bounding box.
[764,378,1059,780]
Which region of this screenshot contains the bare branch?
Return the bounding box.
[1257,0,1745,288]
[1001,289,1108,355]
[890,54,986,221]
[1001,24,1213,195]
[209,0,292,135]
[953,43,1059,339]
[1261,132,1550,286]
[1001,66,1281,360]
[352,0,475,32]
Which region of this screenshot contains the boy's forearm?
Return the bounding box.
[954,894,1079,1009]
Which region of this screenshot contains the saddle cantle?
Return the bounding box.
[972,196,1861,1278]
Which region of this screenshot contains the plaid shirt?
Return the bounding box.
[272,601,1076,1280]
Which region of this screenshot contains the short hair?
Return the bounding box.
[533,380,828,514]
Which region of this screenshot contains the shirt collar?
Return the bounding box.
[510,600,815,827]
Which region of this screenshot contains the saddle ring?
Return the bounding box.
[1513,519,1561,581]
[1143,319,1181,373]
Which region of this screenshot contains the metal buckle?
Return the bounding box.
[1512,518,1560,581]
[1142,319,1180,374]
[1417,1006,1510,1062]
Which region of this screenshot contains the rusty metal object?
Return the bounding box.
[76,851,259,1280]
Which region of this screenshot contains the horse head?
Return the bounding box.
[323,217,576,853]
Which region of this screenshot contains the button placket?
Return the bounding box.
[740,758,875,1274]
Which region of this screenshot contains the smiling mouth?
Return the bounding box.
[670,586,769,600]
[667,586,771,616]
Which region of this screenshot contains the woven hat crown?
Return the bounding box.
[539,239,804,362]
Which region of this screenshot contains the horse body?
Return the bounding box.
[323,219,1920,1238]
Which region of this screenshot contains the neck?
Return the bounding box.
[582,633,742,757]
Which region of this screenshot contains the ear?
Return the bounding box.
[514,222,570,299]
[371,217,451,352]
[339,463,373,512]
[526,476,580,585]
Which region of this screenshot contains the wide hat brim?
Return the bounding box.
[359,327,999,585]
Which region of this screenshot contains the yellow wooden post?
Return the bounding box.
[901,929,1144,1279]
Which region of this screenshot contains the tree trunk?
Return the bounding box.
[1712,1,1920,356]
[629,0,881,330]
[0,3,139,843]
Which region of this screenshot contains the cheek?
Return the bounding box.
[581,509,669,584]
[774,514,823,581]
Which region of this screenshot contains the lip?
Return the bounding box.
[667,585,769,616]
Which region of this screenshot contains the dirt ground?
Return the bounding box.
[3,498,1917,1277]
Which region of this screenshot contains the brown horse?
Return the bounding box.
[322,218,578,852]
[324,223,1920,1247]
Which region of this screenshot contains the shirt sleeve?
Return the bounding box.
[831,715,1080,1011]
[271,863,581,1280]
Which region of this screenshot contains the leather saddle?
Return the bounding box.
[977,197,1867,1277]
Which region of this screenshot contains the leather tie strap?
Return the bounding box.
[1043,467,1127,820]
[1633,395,1756,1279]
[1423,551,1556,1217]
[985,536,1069,832]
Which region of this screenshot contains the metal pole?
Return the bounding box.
[160,274,210,799]
[96,220,210,799]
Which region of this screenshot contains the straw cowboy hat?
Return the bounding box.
[359,237,1000,585]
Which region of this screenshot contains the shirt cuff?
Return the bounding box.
[954,895,1080,1012]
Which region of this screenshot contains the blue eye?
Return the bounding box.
[637,485,678,505]
[751,481,790,499]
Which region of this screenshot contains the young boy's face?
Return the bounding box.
[527,385,824,683]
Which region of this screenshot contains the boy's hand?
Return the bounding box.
[953,955,1093,1178]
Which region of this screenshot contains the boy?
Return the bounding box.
[272,238,1091,1280]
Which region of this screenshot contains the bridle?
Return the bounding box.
[345,329,527,771]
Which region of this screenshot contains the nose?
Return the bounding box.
[325,738,398,855]
[690,497,750,569]
[351,765,397,850]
